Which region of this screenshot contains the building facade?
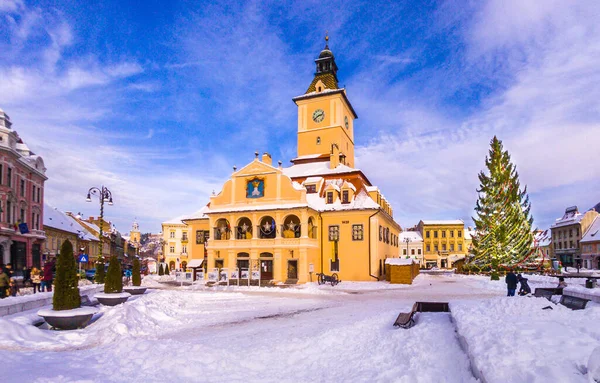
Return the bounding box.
[161,216,192,271]
[581,216,600,269]
[399,231,423,266]
[418,220,467,268]
[0,108,47,271]
[551,206,598,267]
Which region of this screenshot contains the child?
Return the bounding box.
[557,277,567,288]
[8,277,19,297]
[517,274,531,296]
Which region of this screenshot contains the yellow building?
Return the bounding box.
[418,220,467,269]
[161,215,192,271]
[179,38,401,283]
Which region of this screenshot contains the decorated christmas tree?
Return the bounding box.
[470,136,535,279]
[132,258,141,287]
[95,256,105,284]
[104,256,123,293]
[53,240,81,311]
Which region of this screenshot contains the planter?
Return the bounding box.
[95,292,131,306]
[38,307,98,330]
[123,286,147,295]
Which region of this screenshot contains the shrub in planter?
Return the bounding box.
[158,263,164,276]
[132,258,141,287]
[104,256,123,294]
[164,263,170,275]
[53,240,81,310]
[95,257,106,284]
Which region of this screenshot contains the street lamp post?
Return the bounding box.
[403,236,412,258]
[86,186,113,272]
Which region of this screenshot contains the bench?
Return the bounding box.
[393,302,451,329]
[559,295,589,310]
[534,288,563,300]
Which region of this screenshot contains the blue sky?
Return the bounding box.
[1,0,599,234]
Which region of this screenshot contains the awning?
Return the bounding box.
[187,259,204,268]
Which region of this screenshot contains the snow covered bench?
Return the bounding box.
[559,295,589,310]
[533,288,563,300]
[393,302,451,329]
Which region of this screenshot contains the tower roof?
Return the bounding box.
[305,34,339,94]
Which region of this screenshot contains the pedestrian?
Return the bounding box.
[5,263,13,278]
[8,277,18,297]
[557,277,568,288]
[43,260,54,292]
[0,266,9,299]
[22,266,31,286]
[505,269,518,297]
[517,274,531,296]
[30,267,41,293]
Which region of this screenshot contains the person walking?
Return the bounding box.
[43,260,54,292]
[30,267,41,293]
[505,269,518,297]
[22,266,31,287]
[8,277,18,297]
[0,266,9,299]
[517,274,531,296]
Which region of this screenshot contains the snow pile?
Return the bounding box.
[452,297,600,382]
[589,347,600,383]
[141,274,174,286]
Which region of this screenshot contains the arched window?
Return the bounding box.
[318,86,322,92]
[282,215,301,238]
[169,261,175,271]
[316,137,321,145]
[214,218,230,240]
[181,261,187,270]
[258,216,276,239]
[236,217,253,239]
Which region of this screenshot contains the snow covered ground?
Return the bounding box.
[0,274,598,382]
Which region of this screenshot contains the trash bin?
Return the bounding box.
[586,279,596,289]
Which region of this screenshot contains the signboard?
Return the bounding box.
[208,268,219,282]
[230,268,239,280]
[308,263,314,273]
[18,222,29,234]
[78,254,89,263]
[251,270,260,280]
[195,270,204,281]
[240,268,249,279]
[219,268,229,282]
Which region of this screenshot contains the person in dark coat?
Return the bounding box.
[42,260,54,292]
[505,270,518,296]
[0,266,9,299]
[517,274,531,296]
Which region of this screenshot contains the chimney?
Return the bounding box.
[262,152,272,166]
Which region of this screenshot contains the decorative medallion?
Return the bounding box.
[246,177,265,199]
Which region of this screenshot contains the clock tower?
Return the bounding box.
[292,36,358,168]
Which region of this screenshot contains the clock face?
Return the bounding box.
[312,109,325,123]
[344,116,349,129]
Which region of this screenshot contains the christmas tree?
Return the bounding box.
[95,256,105,284]
[470,136,535,279]
[104,256,123,293]
[132,258,141,287]
[53,240,81,311]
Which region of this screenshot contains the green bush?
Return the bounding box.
[104,256,123,293]
[95,257,105,284]
[53,240,81,311]
[132,258,141,286]
[158,263,164,276]
[490,271,500,280]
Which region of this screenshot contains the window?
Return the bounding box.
[442,231,446,238]
[37,188,41,203]
[458,230,462,238]
[569,229,573,237]
[434,231,438,238]
[450,231,454,238]
[20,208,25,223]
[316,137,321,145]
[403,249,407,255]
[411,249,415,255]
[450,244,454,251]
[352,224,363,241]
[569,241,573,248]
[32,185,36,201]
[6,201,11,223]
[0,164,3,185]
[458,244,463,251]
[379,225,383,241]
[170,231,175,239]
[418,249,422,255]
[426,231,430,238]
[306,184,317,194]
[442,244,446,251]
[7,167,11,187]
[434,245,438,252]
[169,246,175,253]
[328,225,339,241]
[426,245,430,252]
[576,228,579,237]
[182,245,187,254]
[182,232,188,241]
[20,179,25,196]
[327,192,333,204]
[342,190,349,204]
[196,230,206,244]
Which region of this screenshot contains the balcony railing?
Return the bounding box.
[281,224,301,238]
[213,227,231,240]
[257,225,276,239]
[235,226,253,240]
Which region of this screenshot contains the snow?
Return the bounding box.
[385,258,417,265]
[94,292,132,299]
[186,259,203,268]
[37,307,98,317]
[2,274,600,382]
[589,346,600,383]
[421,219,464,225]
[305,189,379,211]
[399,231,423,242]
[303,176,323,183]
[282,161,358,178]
[43,204,98,241]
[581,216,600,243]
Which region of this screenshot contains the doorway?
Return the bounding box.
[287,260,298,280]
[260,260,273,280]
[10,241,26,272]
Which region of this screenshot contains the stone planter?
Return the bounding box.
[38,307,98,330]
[123,286,147,295]
[95,292,131,306]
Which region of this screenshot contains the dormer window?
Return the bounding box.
[326,192,333,204]
[306,184,317,194]
[342,190,349,204]
[317,86,322,92]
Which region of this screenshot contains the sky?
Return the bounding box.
[0,0,599,234]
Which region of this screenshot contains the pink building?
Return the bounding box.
[0,108,47,272]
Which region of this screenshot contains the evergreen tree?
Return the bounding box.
[104,256,123,293]
[53,240,81,311]
[95,257,106,284]
[470,136,535,278]
[164,263,170,275]
[158,263,164,276]
[132,258,141,286]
